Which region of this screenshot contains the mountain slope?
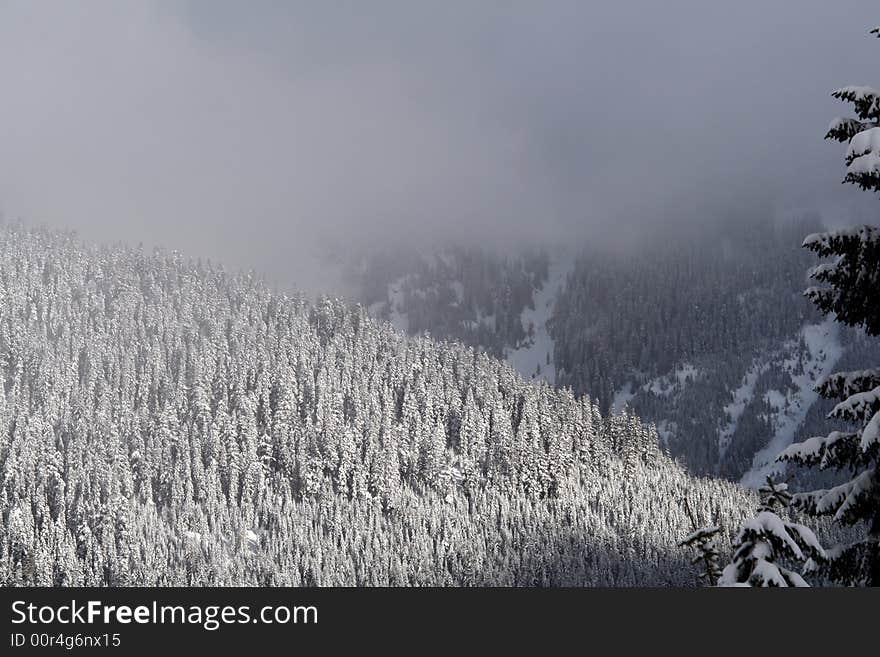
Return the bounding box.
[0,224,753,586]
[551,217,880,483]
[350,216,880,486]
[503,249,576,384]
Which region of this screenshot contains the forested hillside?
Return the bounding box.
[551,216,880,481]
[0,224,753,586]
[352,216,880,484]
[552,217,817,404]
[350,246,550,360]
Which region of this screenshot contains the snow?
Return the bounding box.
[387,277,409,333]
[674,363,698,386]
[464,310,496,333]
[243,529,260,553]
[611,362,701,420]
[450,280,464,305]
[609,362,701,443]
[750,560,789,587]
[846,126,880,161]
[804,225,880,250]
[608,363,701,435]
[764,388,786,410]
[820,368,880,398]
[645,378,668,396]
[847,150,880,178]
[777,430,857,468]
[611,382,635,413]
[740,511,804,560]
[808,262,836,279]
[827,116,866,135]
[719,361,769,458]
[802,232,823,248]
[504,250,575,384]
[643,363,699,397]
[741,318,843,488]
[827,116,845,132]
[833,85,880,102]
[787,522,826,559]
[797,470,876,524]
[678,525,721,546]
[718,515,814,587]
[831,384,880,422]
[862,410,880,451]
[656,419,676,446]
[825,470,874,521]
[781,568,810,587]
[718,564,751,587]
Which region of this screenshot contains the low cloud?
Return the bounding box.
[1,1,877,293]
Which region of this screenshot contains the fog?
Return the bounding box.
[1,1,877,294]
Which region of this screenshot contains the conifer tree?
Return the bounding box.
[718,478,824,587]
[776,24,880,586]
[678,525,722,586]
[678,498,723,586]
[0,222,759,586]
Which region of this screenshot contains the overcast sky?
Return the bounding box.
[1,1,878,294]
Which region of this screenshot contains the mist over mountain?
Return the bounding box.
[2,1,879,297]
[345,213,880,491]
[2,2,879,591]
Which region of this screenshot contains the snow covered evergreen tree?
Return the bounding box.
[825,27,880,193]
[718,477,824,587]
[775,25,880,586]
[678,525,723,586]
[0,222,755,586]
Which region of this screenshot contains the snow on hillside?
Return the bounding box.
[612,382,636,413]
[741,319,842,488]
[505,251,575,384]
[387,277,409,333]
[603,318,844,483]
[718,361,769,459]
[644,363,699,397]
[612,364,700,414]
